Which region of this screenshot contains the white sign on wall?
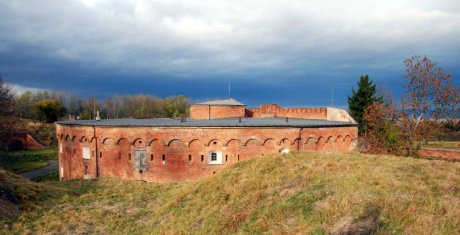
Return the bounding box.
[82,147,91,160]
[59,144,62,153]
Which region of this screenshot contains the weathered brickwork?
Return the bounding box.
[247,104,328,119]
[190,105,246,120]
[56,125,357,182]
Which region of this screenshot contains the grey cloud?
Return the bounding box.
[0,0,459,97]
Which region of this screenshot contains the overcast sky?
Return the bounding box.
[1,0,459,107]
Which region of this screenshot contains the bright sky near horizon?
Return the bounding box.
[1,0,459,107]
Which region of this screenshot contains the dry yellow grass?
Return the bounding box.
[1,151,459,234]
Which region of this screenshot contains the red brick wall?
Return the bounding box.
[190,105,246,119]
[419,148,460,160]
[56,124,357,182]
[247,104,327,119]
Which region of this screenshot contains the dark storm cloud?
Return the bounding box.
[0,0,459,106]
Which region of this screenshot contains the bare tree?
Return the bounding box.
[400,55,459,155]
[0,77,13,117]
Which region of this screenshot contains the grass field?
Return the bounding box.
[0,148,57,173]
[424,141,460,149]
[1,151,459,234]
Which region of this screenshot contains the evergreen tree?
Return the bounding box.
[348,75,382,134]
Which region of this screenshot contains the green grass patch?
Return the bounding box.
[0,148,57,173]
[32,171,59,182]
[1,151,460,234]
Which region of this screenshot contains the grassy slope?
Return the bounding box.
[0,148,57,173]
[2,151,460,234]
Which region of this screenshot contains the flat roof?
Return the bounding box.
[56,117,357,128]
[193,98,245,106]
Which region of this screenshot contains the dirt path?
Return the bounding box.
[19,160,58,179]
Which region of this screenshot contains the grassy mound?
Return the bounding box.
[0,168,58,226]
[2,151,460,234]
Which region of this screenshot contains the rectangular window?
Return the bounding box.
[201,155,204,162]
[162,154,166,165]
[189,154,192,161]
[208,152,222,165]
[225,154,228,162]
[82,147,90,160]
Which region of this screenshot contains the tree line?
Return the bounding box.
[9,89,190,122]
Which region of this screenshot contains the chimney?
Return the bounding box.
[95,111,101,121]
[285,117,289,123]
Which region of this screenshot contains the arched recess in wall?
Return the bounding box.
[262,138,277,153]
[132,138,145,149]
[262,138,275,146]
[279,138,291,146]
[146,139,165,147]
[206,139,220,147]
[167,139,186,147]
[324,136,334,151]
[242,138,259,146]
[116,138,127,145]
[102,137,115,145]
[336,135,343,142]
[65,135,71,141]
[79,136,88,143]
[71,135,77,142]
[304,137,316,151]
[224,139,240,147]
[343,135,352,150]
[89,137,97,144]
[244,138,260,146]
[187,139,202,147]
[60,134,64,140]
[316,136,324,151]
[167,139,187,157]
[292,138,302,146]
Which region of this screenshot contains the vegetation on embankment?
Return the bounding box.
[1,151,460,234]
[0,148,57,173]
[424,141,460,149]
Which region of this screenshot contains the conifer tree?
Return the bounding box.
[348,75,382,134]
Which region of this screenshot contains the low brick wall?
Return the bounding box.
[419,147,460,160]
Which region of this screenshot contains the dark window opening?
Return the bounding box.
[150,154,154,161]
[162,155,165,161]
[213,171,216,174]
[237,154,240,161]
[189,154,192,161]
[92,151,95,157]
[211,153,217,161]
[129,153,131,160]
[201,155,204,162]
[213,141,217,145]
[99,152,102,158]
[225,154,228,162]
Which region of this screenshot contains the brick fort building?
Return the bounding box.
[56,99,358,182]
